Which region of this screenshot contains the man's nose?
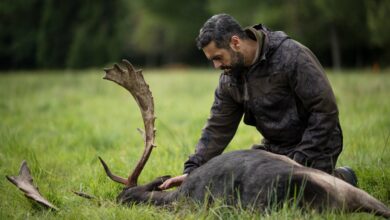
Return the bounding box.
[213,61,222,69]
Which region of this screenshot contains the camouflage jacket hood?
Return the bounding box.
[184,25,342,174]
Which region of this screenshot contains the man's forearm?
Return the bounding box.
[183,154,205,174]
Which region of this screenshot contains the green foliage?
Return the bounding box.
[65,0,131,68]
[365,0,390,65]
[0,69,389,219]
[37,0,131,68]
[36,0,79,68]
[366,0,390,47]
[131,0,210,64]
[1,0,390,69]
[206,0,374,68]
[0,0,43,68]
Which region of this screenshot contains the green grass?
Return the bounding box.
[0,68,389,219]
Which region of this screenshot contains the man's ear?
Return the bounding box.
[229,35,241,52]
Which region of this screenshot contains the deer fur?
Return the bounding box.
[117,150,390,218]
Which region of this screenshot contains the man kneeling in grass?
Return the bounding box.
[160,14,357,190]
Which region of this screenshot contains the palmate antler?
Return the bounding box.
[6,161,58,210]
[99,59,156,187]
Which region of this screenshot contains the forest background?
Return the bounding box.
[1,0,389,71]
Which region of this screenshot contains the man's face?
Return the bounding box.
[203,41,245,73]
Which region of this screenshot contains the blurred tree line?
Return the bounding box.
[0,0,389,70]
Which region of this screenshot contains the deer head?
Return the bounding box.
[99,59,156,187]
[116,175,173,205]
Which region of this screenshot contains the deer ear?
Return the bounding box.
[144,175,172,191]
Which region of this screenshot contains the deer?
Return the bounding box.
[6,60,390,218]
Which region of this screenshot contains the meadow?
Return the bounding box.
[0,68,389,219]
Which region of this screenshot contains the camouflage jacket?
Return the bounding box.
[184,24,342,174]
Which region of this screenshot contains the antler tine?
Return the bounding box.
[122,59,138,73]
[98,157,128,185]
[101,59,156,187]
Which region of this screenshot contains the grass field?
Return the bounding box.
[1,68,389,219]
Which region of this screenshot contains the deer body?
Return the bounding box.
[117,150,390,217]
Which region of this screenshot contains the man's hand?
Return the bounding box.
[158,174,188,190]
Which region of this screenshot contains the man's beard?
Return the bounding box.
[221,50,246,76]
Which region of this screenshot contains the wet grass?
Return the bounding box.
[0,68,389,219]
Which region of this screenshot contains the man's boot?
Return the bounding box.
[334,166,358,187]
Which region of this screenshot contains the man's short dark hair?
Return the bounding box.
[196,14,247,49]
